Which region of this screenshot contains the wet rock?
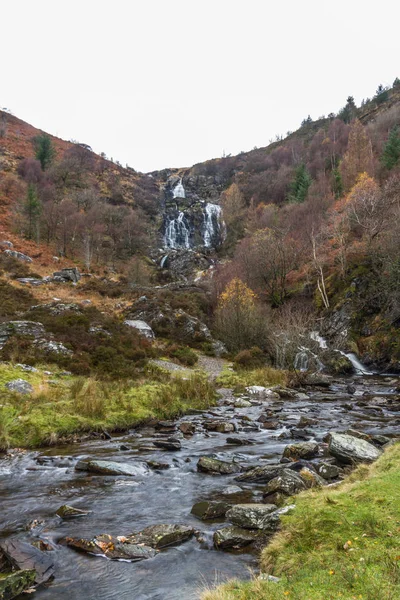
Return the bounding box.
[56,505,89,519]
[0,569,36,600]
[123,319,155,340]
[65,534,156,561]
[290,427,311,440]
[315,461,341,480]
[262,470,307,498]
[273,386,297,399]
[345,429,371,441]
[191,501,230,520]
[5,379,33,395]
[75,459,149,476]
[235,463,297,484]
[298,416,318,428]
[226,504,279,530]
[3,249,32,263]
[179,422,195,436]
[120,444,130,451]
[153,437,181,451]
[0,538,54,585]
[146,460,170,470]
[371,434,391,446]
[262,421,280,430]
[226,437,255,445]
[328,433,382,464]
[197,456,242,475]
[234,398,252,408]
[203,421,235,433]
[245,386,280,400]
[128,524,194,548]
[282,442,320,460]
[346,384,356,395]
[213,526,260,549]
[221,485,243,496]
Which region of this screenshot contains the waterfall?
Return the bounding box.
[164,212,190,249]
[203,203,223,247]
[160,255,168,268]
[339,351,373,375]
[173,178,185,199]
[294,350,309,372]
[310,331,328,349]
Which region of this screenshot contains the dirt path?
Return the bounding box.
[150,355,230,380]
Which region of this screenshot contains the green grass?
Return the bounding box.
[0,362,216,448]
[216,366,287,391]
[202,443,400,600]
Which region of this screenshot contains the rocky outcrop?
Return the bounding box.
[52,268,81,283]
[75,459,149,476]
[123,319,155,340]
[0,321,45,349]
[328,433,382,464]
[3,249,32,263]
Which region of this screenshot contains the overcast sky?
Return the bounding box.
[1,0,399,172]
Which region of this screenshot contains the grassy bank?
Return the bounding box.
[215,367,287,390]
[0,362,216,449]
[202,443,400,600]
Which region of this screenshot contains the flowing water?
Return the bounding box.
[203,204,223,248]
[1,377,399,599]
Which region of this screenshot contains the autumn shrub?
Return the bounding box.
[0,281,35,318]
[233,346,266,370]
[167,344,198,366]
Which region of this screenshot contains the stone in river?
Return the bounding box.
[56,505,90,519]
[213,526,260,549]
[153,437,181,451]
[197,456,242,475]
[225,504,279,530]
[282,441,320,460]
[127,524,194,548]
[235,463,297,484]
[65,534,156,561]
[191,501,231,520]
[328,433,382,464]
[75,459,148,476]
[0,569,36,600]
[0,538,54,585]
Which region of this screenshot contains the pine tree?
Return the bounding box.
[332,168,343,198]
[24,184,42,240]
[381,126,400,170]
[288,164,312,203]
[33,133,55,170]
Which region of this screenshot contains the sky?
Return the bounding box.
[1,0,399,172]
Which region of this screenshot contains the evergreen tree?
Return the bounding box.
[393,77,400,88]
[332,167,343,198]
[24,184,42,240]
[381,126,400,170]
[288,164,312,203]
[33,133,55,170]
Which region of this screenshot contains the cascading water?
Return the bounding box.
[173,178,185,199]
[164,212,190,249]
[310,331,328,349]
[339,351,373,375]
[203,203,223,247]
[294,350,309,371]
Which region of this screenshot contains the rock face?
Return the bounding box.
[0,538,54,585]
[191,501,230,520]
[0,321,45,349]
[213,526,259,549]
[5,380,33,395]
[75,459,149,476]
[123,319,155,340]
[197,456,242,475]
[225,504,279,531]
[3,249,32,262]
[52,267,81,283]
[328,433,382,464]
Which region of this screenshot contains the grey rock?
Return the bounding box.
[282,442,320,460]
[204,421,235,433]
[153,437,181,451]
[226,504,279,530]
[213,526,260,549]
[52,267,81,283]
[3,249,32,262]
[235,463,297,484]
[221,485,243,496]
[123,319,155,339]
[197,456,242,475]
[262,470,307,497]
[0,538,54,585]
[0,321,45,349]
[5,379,33,395]
[316,461,341,480]
[75,459,149,476]
[226,437,255,445]
[191,501,230,520]
[128,524,194,548]
[328,433,382,464]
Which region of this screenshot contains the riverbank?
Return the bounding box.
[202,442,400,600]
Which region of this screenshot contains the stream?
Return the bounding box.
[1,375,400,600]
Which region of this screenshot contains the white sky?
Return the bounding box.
[1,0,399,172]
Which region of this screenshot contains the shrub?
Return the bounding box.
[167,344,198,366]
[234,346,267,370]
[0,281,35,318]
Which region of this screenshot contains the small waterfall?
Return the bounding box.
[310,331,328,349]
[294,350,309,371]
[164,212,190,249]
[173,178,185,199]
[160,255,168,268]
[203,203,223,247]
[339,351,373,375]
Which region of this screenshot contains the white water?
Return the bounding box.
[160,255,168,268]
[164,212,190,249]
[173,178,185,199]
[203,203,223,247]
[340,351,373,375]
[310,331,328,349]
[294,350,309,371]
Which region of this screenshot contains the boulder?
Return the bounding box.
[75,459,149,476]
[245,386,280,400]
[328,433,382,464]
[191,501,230,520]
[0,569,36,600]
[203,421,235,433]
[213,526,260,549]
[298,467,326,488]
[0,321,45,349]
[234,398,252,408]
[262,470,307,498]
[282,442,320,460]
[226,437,255,445]
[0,538,54,585]
[128,524,194,548]
[235,463,297,484]
[315,461,341,480]
[52,267,80,283]
[56,505,90,519]
[146,460,170,470]
[5,379,33,395]
[197,456,242,475]
[123,319,155,339]
[65,534,156,561]
[153,437,181,451]
[225,504,279,530]
[3,249,32,263]
[179,422,195,436]
[221,485,243,496]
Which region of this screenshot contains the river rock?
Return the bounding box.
[203,421,235,433]
[345,428,371,441]
[315,461,341,480]
[213,526,260,549]
[0,538,54,585]
[191,501,230,520]
[245,386,279,400]
[226,437,255,445]
[234,398,252,408]
[235,463,297,484]
[282,442,320,460]
[179,422,195,435]
[225,504,279,530]
[153,437,181,451]
[75,459,149,476]
[262,470,307,498]
[128,524,194,548]
[197,456,242,475]
[221,485,243,495]
[5,379,33,395]
[146,460,170,470]
[56,505,90,519]
[298,467,326,488]
[328,433,382,464]
[65,534,156,561]
[0,569,36,600]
